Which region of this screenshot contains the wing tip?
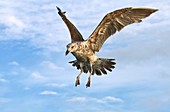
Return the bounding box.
[153,8,159,12]
[132,7,158,11]
[56,6,61,12]
[56,6,66,15]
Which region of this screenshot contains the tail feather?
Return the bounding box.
[69,58,116,75]
[69,60,81,70]
[69,60,90,73]
[105,66,112,72]
[94,69,102,75]
[100,67,107,74]
[92,58,116,75]
[82,66,88,73]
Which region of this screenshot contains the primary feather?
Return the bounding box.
[87,7,158,52]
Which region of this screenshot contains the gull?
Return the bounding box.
[56,6,158,87]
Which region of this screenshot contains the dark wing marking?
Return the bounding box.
[87,7,158,52]
[56,6,84,42]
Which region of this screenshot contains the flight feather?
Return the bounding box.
[87,7,158,52]
[57,6,84,42]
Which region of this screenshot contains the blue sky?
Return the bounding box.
[0,0,170,112]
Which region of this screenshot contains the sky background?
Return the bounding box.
[0,0,170,112]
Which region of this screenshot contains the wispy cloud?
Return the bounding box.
[3,15,26,34]
[0,78,8,83]
[103,96,124,103]
[66,96,123,104]
[67,96,86,103]
[0,0,67,52]
[40,90,58,95]
[46,83,68,88]
[8,61,20,66]
[30,71,47,82]
[40,61,64,70]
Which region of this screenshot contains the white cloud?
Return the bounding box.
[66,97,86,103]
[46,83,68,88]
[0,0,167,55]
[24,87,30,90]
[66,96,123,104]
[0,0,67,52]
[0,78,8,83]
[40,90,58,95]
[8,61,20,66]
[30,71,47,82]
[103,96,124,103]
[40,61,63,70]
[5,16,26,34]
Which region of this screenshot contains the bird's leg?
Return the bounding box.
[86,65,93,88]
[86,74,92,88]
[75,69,83,87]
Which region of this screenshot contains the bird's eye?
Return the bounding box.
[71,46,74,49]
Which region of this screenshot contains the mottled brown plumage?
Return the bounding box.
[87,7,158,52]
[56,6,158,87]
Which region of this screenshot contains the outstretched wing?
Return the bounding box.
[87,7,158,52]
[57,6,84,42]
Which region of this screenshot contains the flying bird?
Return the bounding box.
[56,6,158,87]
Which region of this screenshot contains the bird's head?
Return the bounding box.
[65,43,79,55]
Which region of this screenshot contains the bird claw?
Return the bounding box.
[75,79,80,87]
[86,80,90,88]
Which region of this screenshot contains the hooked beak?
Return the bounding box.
[65,49,69,56]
